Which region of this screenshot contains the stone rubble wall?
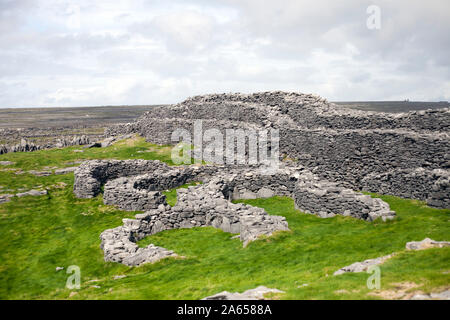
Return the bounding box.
[75,158,397,266]
[100,163,303,210]
[281,128,447,186]
[106,92,450,134]
[74,158,290,200]
[361,168,449,208]
[100,178,290,266]
[73,159,170,198]
[103,178,167,211]
[75,159,396,222]
[102,167,193,211]
[105,91,449,208]
[293,172,396,221]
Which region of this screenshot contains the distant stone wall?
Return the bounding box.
[105,92,449,208]
[0,136,92,155]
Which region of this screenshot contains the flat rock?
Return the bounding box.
[28,170,52,177]
[202,286,284,300]
[334,253,394,275]
[54,167,77,175]
[16,189,48,197]
[406,238,450,250]
[411,289,450,300]
[0,194,14,204]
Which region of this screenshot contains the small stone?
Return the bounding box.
[406,238,450,251]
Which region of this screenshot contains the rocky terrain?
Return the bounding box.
[0,105,160,154]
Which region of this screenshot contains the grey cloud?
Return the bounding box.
[0,0,449,107]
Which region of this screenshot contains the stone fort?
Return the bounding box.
[73,91,449,266]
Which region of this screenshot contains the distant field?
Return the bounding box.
[0,105,165,129]
[333,101,449,113]
[0,101,448,129]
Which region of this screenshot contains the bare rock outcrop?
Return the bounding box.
[333,254,395,276]
[406,238,450,251]
[202,286,284,300]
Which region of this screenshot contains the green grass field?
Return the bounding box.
[0,137,449,300]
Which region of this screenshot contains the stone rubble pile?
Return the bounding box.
[15,189,48,197]
[0,194,13,204]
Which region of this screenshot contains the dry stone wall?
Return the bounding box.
[105,92,449,208]
[74,158,398,266]
[100,177,290,266]
[361,168,449,208]
[73,159,170,198]
[294,171,395,221]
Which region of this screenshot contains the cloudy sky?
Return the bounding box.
[0,0,449,107]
